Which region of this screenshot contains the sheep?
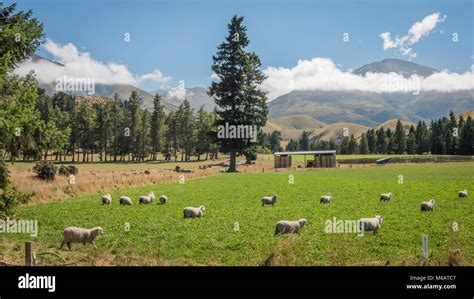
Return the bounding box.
[421,199,435,211]
[380,192,392,202]
[459,190,468,198]
[139,191,155,204]
[119,196,133,205]
[183,205,206,218]
[261,194,278,207]
[358,216,383,234]
[320,195,332,204]
[60,227,104,251]
[101,194,112,205]
[159,195,168,204]
[274,219,309,235]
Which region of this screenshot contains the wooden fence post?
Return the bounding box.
[25,242,33,266]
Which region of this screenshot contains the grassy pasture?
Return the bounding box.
[1,163,473,266]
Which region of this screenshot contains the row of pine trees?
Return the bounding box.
[278,114,474,155]
[9,90,221,163]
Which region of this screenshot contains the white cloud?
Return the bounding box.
[165,83,187,100]
[379,12,446,60]
[138,69,171,83]
[15,39,170,86]
[261,57,474,100]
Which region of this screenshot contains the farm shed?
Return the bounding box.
[274,150,336,168]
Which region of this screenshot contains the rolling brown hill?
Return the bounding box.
[376,119,416,132]
[309,122,370,141]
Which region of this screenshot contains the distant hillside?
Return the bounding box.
[40,82,178,112]
[377,119,416,132]
[268,59,473,126]
[153,87,215,112]
[309,122,370,142]
[354,58,438,77]
[268,89,417,127]
[458,110,474,119]
[270,114,326,130]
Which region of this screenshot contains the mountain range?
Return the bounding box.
[31,56,472,133]
[268,58,473,127]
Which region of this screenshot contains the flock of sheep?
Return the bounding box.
[58,188,468,250]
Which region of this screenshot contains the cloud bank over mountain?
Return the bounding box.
[261,57,473,100]
[15,39,171,86]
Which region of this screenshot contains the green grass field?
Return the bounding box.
[2,163,473,266]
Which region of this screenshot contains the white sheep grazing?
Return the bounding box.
[458,190,468,198]
[159,195,168,204]
[421,199,435,211]
[60,227,103,251]
[101,194,112,205]
[359,216,383,234]
[274,219,309,235]
[119,196,133,205]
[320,195,332,204]
[261,194,278,206]
[380,192,392,202]
[139,191,155,204]
[183,205,206,218]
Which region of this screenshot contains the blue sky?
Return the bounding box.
[12,0,473,92]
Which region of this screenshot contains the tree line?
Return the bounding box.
[26,90,222,163]
[267,116,474,155]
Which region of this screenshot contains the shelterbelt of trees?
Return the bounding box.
[274,115,474,156]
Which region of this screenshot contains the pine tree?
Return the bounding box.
[127,91,142,161]
[268,131,283,153]
[338,136,350,154]
[406,125,416,154]
[286,139,299,151]
[359,133,369,154]
[366,129,377,154]
[175,100,195,161]
[447,111,458,154]
[376,128,387,154]
[394,120,407,154]
[386,129,395,154]
[458,116,474,155]
[208,16,268,172]
[150,94,166,160]
[299,131,310,151]
[415,121,430,154]
[347,134,359,154]
[109,93,124,162]
[164,112,178,161]
[195,106,213,160]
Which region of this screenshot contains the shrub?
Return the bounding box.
[58,165,79,176]
[0,187,33,218]
[33,160,57,181]
[0,157,33,218]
